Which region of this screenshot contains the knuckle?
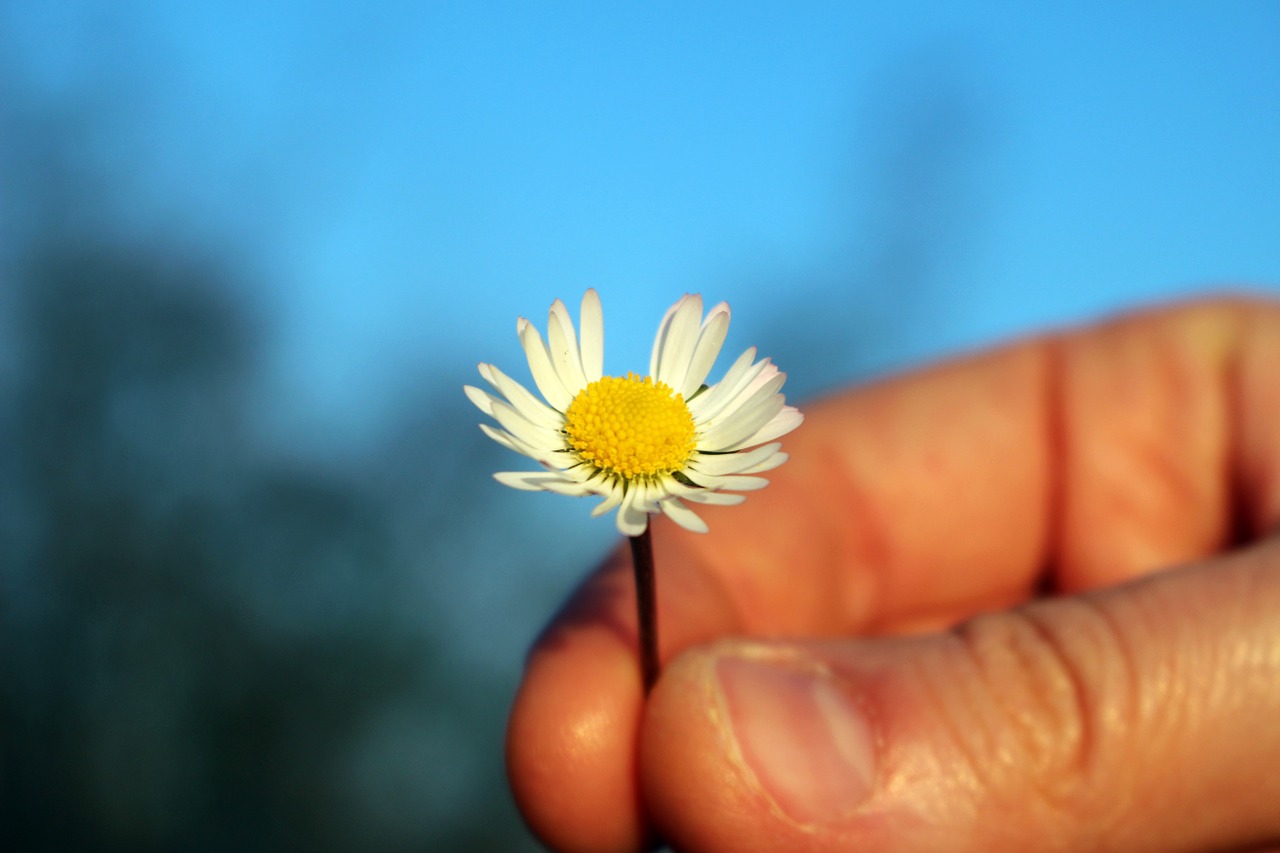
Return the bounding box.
[933,599,1141,840]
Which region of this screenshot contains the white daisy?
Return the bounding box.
[464,290,802,536]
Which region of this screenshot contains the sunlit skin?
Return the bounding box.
[507,297,1280,853]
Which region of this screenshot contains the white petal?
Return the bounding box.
[463,384,495,417]
[680,302,730,397]
[616,488,649,536]
[564,464,611,489]
[547,298,588,396]
[579,289,604,383]
[479,364,563,430]
[653,294,703,390]
[632,479,659,515]
[688,443,782,477]
[728,406,804,449]
[590,483,626,517]
[681,490,747,506]
[739,450,788,474]
[660,498,708,533]
[489,397,564,455]
[480,423,557,465]
[697,362,783,426]
[518,318,573,411]
[688,348,766,421]
[648,299,682,379]
[494,470,579,492]
[698,392,786,451]
[682,473,770,491]
[541,479,594,497]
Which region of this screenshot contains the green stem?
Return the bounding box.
[629,526,659,694]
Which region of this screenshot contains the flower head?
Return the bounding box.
[464,290,802,535]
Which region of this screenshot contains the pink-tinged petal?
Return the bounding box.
[706,370,787,431]
[518,318,572,411]
[478,364,562,430]
[687,348,766,421]
[653,294,703,390]
[680,302,730,397]
[696,361,781,424]
[698,392,786,451]
[547,298,588,396]
[579,289,604,383]
[660,498,708,534]
[725,405,804,450]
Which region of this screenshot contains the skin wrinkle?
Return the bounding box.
[1074,547,1280,852]
[1069,302,1247,590]
[1121,568,1199,766]
[909,302,1267,848]
[950,611,1089,839]
[1142,314,1231,556]
[1016,599,1131,844]
[910,627,1006,819]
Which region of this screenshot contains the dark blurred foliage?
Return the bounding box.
[0,242,536,851]
[0,112,538,853]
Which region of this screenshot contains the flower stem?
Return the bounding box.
[629,527,659,694]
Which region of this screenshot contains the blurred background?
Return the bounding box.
[1,2,1277,850]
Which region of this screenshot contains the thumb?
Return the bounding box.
[640,541,1280,853]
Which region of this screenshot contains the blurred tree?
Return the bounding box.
[0,82,538,850]
[0,237,537,853]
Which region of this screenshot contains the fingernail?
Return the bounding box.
[715,654,876,825]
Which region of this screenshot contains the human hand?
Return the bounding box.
[507,297,1280,853]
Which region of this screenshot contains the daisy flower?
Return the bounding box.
[464,289,802,536]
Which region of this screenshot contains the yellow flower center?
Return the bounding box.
[563,373,697,480]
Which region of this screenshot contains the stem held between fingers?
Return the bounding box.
[629,527,659,694]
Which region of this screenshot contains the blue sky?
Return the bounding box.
[6,1,1280,445]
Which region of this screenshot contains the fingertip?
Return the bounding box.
[507,635,650,853]
[504,527,747,852]
[640,642,765,852]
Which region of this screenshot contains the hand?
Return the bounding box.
[506,297,1280,853]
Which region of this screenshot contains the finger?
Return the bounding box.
[508,297,1280,853]
[1055,298,1280,590]
[642,538,1280,853]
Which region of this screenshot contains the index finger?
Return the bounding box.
[508,296,1280,853]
